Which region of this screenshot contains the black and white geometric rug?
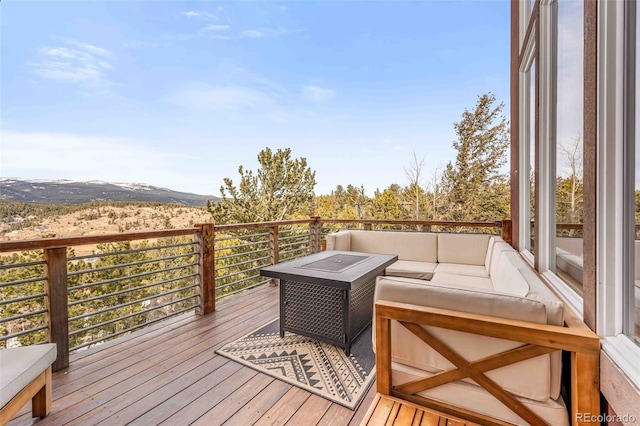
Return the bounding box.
[215,319,376,410]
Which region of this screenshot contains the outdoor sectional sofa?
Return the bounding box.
[326,230,600,425]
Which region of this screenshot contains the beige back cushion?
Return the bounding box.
[438,233,491,265]
[325,231,351,251]
[349,230,438,262]
[375,276,554,402]
[495,250,565,400]
[491,251,531,297]
[484,236,504,274]
[488,242,515,277]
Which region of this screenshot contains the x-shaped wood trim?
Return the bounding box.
[394,321,554,426]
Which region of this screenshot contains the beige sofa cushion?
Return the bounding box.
[375,276,556,402]
[433,263,488,278]
[347,230,438,262]
[491,250,564,400]
[386,260,437,280]
[488,241,515,277]
[391,362,569,426]
[430,272,493,290]
[0,343,57,408]
[490,251,531,297]
[437,233,491,265]
[325,231,351,251]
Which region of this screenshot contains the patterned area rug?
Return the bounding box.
[215,319,376,410]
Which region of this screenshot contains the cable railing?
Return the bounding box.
[0,217,512,372]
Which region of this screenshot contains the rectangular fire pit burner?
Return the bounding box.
[297,254,370,272]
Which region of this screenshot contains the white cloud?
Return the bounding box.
[2,131,172,177]
[29,39,116,96]
[0,131,206,192]
[180,10,218,20]
[209,27,295,40]
[301,85,336,103]
[202,24,229,32]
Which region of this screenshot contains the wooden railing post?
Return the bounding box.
[195,223,215,315]
[500,220,513,245]
[269,226,279,286]
[44,247,69,372]
[364,223,373,231]
[309,216,322,253]
[421,224,432,232]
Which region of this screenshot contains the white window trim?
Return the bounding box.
[519,17,536,255]
[537,0,557,273]
[597,0,640,389]
[542,270,583,318]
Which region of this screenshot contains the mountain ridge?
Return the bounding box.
[0,178,218,206]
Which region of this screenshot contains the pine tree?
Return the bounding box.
[441,93,510,221]
[207,148,317,224]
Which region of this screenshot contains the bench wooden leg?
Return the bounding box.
[572,352,599,426]
[0,367,52,424]
[31,366,52,418]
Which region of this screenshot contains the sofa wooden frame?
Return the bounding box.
[374,300,601,426]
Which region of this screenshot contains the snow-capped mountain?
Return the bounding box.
[0,178,217,206]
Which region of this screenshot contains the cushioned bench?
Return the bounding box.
[0,343,57,424]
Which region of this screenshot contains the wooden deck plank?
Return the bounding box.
[253,386,311,426]
[131,364,256,425]
[360,394,482,426]
[210,378,292,425]
[366,394,395,425]
[69,356,232,425]
[185,368,275,426]
[285,393,333,425]
[395,404,418,424]
[349,381,379,426]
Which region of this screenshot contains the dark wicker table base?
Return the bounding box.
[280,275,376,355]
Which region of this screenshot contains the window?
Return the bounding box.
[518,0,536,257]
[528,62,536,253]
[627,3,639,346]
[554,0,584,294]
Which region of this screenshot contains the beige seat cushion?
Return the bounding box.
[0,343,57,408]
[433,263,489,278]
[430,272,493,290]
[374,276,555,402]
[386,260,437,280]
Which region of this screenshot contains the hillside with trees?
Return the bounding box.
[1,201,211,246]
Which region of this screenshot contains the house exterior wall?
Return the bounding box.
[510,0,640,423]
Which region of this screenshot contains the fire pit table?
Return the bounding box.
[260,250,397,355]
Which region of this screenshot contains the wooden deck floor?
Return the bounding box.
[8,285,378,426]
[7,285,470,426]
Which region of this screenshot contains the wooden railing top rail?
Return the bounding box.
[318,219,500,227]
[0,217,512,253]
[0,228,197,253]
[214,219,314,232]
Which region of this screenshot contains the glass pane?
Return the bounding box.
[555,0,584,294]
[632,6,639,346]
[528,62,536,252]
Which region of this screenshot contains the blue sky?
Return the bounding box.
[1,1,510,196]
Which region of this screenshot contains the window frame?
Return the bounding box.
[596,0,640,390]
